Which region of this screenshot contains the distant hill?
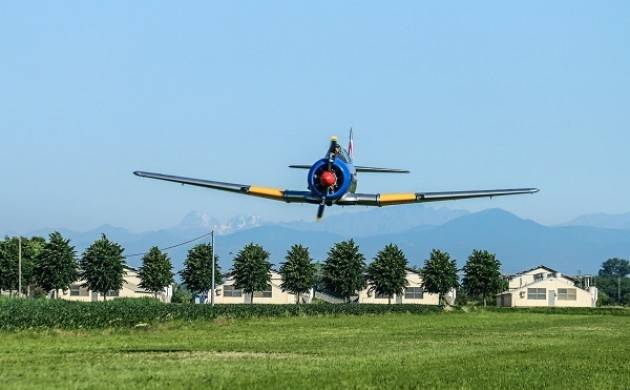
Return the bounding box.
[279,205,469,237]
[353,209,630,274]
[14,208,630,275]
[562,212,630,230]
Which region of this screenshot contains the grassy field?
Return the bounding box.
[1,311,629,389]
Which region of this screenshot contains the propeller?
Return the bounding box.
[316,137,339,220]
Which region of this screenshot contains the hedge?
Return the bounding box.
[0,298,442,330]
[486,306,630,316]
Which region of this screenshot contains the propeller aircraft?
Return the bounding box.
[134,131,539,220]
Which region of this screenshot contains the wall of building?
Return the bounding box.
[508,267,562,290]
[499,277,595,308]
[57,267,172,302]
[214,272,309,304]
[358,271,441,305]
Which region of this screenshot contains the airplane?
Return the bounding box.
[134,130,539,220]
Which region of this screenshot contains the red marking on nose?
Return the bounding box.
[320,171,336,187]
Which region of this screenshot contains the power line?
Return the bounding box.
[124,232,213,259]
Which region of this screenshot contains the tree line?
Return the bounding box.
[0,232,510,306]
[594,258,630,305]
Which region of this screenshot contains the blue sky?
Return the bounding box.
[1,1,629,233]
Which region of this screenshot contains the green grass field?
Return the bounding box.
[1,311,629,389]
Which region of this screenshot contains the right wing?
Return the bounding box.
[133,171,317,203]
[337,188,540,206]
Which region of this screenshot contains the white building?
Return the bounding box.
[359,269,456,305]
[58,265,173,302]
[214,270,312,304]
[496,265,597,308]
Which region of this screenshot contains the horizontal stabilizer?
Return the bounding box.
[355,166,410,174]
[288,165,312,169]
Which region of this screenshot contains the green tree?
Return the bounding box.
[180,243,222,301]
[232,243,272,304]
[323,239,367,302]
[79,234,126,301]
[138,246,174,299]
[599,258,630,278]
[0,236,45,296]
[462,249,503,307]
[171,283,193,303]
[279,244,317,304]
[366,243,408,304]
[33,232,78,298]
[593,275,630,305]
[421,249,459,306]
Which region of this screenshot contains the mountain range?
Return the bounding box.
[9,207,630,275]
[562,212,630,230]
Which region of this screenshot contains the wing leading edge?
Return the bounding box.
[337,188,540,206]
[133,171,316,203]
[134,171,538,207]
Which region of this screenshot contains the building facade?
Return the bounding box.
[214,270,311,304]
[496,265,597,308]
[358,269,455,305]
[57,265,173,302]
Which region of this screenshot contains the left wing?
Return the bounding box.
[133,171,316,203]
[337,188,540,206]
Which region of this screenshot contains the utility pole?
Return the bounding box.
[18,237,22,298]
[211,230,215,306]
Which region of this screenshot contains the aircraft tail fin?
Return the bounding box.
[348,128,354,159]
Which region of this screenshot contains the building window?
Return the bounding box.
[223,285,242,297]
[527,288,546,300]
[106,290,119,297]
[533,273,544,282]
[557,288,577,300]
[404,287,424,300]
[70,285,81,296]
[69,284,89,296]
[253,284,272,298]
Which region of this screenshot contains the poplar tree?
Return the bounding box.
[0,236,45,296]
[422,249,458,306]
[367,244,408,304]
[279,244,317,304]
[33,232,78,297]
[232,243,272,304]
[79,234,126,301]
[180,243,222,300]
[138,246,174,299]
[323,239,366,302]
[462,249,503,307]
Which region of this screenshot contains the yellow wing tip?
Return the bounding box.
[248,186,284,199]
[379,193,417,204]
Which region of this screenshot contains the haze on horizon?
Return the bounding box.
[1,2,629,234]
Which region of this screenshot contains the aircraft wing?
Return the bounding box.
[133,171,316,203]
[337,188,540,206]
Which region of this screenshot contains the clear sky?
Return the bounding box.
[1,1,629,234]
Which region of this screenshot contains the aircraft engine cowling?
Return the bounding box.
[307,158,352,201]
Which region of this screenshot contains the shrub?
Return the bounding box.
[0,298,442,330]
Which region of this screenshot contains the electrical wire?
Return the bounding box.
[124,232,212,258]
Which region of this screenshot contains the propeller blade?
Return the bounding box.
[327,136,338,170]
[316,202,326,220]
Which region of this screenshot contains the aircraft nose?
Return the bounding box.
[320,171,336,187]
